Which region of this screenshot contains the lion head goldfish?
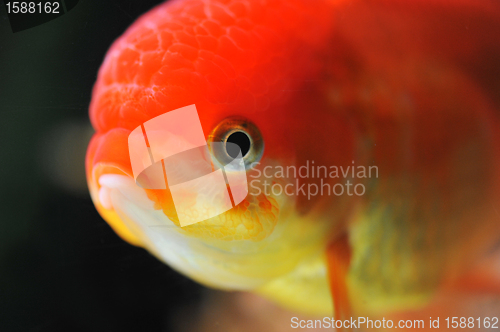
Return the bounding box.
[86,0,500,320]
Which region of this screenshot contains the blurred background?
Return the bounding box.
[0,1,209,331]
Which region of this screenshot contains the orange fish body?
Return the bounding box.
[86,0,500,319]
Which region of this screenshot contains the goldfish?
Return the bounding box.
[86,0,500,321]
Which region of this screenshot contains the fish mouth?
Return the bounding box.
[89,161,330,290]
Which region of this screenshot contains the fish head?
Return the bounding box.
[85,0,351,306]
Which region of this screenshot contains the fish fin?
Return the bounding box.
[390,250,500,328]
[326,234,352,327]
[456,271,500,294]
[451,249,500,294]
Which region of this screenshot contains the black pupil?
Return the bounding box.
[226,131,251,158]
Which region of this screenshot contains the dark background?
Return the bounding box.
[0,1,205,331]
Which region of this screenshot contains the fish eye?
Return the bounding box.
[208,118,264,169]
